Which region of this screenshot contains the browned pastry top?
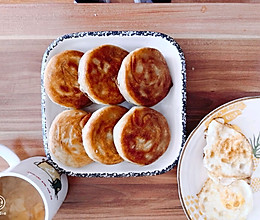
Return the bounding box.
[83,105,128,165]
[124,48,172,106]
[44,50,91,108]
[48,109,93,168]
[120,107,171,165]
[80,45,128,104]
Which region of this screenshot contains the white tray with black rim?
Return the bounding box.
[41,30,186,177]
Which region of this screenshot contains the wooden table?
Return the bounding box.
[0,2,260,219]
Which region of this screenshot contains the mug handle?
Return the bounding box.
[0,144,20,169]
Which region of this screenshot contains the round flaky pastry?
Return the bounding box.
[117,47,173,107]
[48,109,93,168]
[113,106,171,165]
[78,44,128,104]
[44,50,91,108]
[82,105,128,165]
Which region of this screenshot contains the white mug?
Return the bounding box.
[0,144,68,220]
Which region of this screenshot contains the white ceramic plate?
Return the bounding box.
[41,31,186,177]
[177,96,260,219]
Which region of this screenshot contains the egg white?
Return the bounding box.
[203,118,253,184]
[198,178,253,220]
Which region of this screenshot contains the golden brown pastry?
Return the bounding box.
[44,50,91,108]
[113,106,171,165]
[48,109,93,168]
[78,44,128,104]
[117,47,173,107]
[82,105,128,165]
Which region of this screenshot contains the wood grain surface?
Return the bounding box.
[0,2,260,220]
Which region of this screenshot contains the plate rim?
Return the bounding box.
[41,30,187,178]
[177,95,260,219]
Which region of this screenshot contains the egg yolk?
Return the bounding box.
[220,189,245,210]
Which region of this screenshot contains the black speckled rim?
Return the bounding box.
[41,30,187,177]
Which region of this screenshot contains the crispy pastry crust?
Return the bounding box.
[82,105,128,165]
[48,109,93,168]
[78,45,128,104]
[113,106,171,165]
[44,50,91,108]
[117,47,173,107]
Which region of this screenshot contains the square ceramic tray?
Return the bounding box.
[41,30,186,177]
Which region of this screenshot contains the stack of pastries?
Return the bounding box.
[44,44,173,168]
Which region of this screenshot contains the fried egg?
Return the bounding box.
[203,118,253,185]
[198,178,253,220]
